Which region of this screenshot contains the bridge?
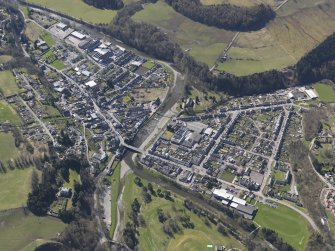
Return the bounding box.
[122,143,145,154]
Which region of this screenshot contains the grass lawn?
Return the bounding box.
[326,210,335,238]
[19,5,29,18]
[314,83,335,103]
[41,31,55,47]
[254,202,310,250]
[108,162,121,238]
[51,59,66,70]
[0,70,21,96]
[0,100,22,125]
[0,132,19,163]
[0,167,40,210]
[27,0,116,24]
[220,170,235,183]
[24,21,42,42]
[123,173,244,251]
[63,169,81,209]
[142,61,155,70]
[0,55,13,63]
[0,209,66,251]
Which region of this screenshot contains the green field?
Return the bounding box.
[24,21,42,42]
[27,0,116,24]
[326,210,335,238]
[0,55,13,63]
[0,209,66,251]
[63,169,81,208]
[133,0,234,66]
[0,100,22,125]
[219,0,335,75]
[108,162,121,238]
[142,61,155,70]
[123,173,244,251]
[254,202,310,250]
[0,132,19,163]
[0,70,21,96]
[41,31,55,47]
[314,83,335,103]
[0,167,39,211]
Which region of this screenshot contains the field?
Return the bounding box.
[200,0,276,6]
[63,169,81,208]
[0,55,13,63]
[27,0,117,24]
[218,0,335,75]
[108,162,121,238]
[326,210,335,238]
[0,167,39,211]
[0,132,19,164]
[0,70,21,96]
[314,83,335,103]
[0,209,66,251]
[132,1,234,66]
[24,21,42,42]
[123,173,244,251]
[0,100,22,125]
[254,202,310,250]
[41,31,55,47]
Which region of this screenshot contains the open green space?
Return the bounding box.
[142,61,155,70]
[0,209,66,251]
[27,0,116,24]
[0,70,21,96]
[326,210,335,239]
[123,173,244,251]
[41,31,55,47]
[254,202,310,250]
[314,83,335,103]
[219,0,335,75]
[42,50,65,70]
[0,100,22,125]
[19,5,29,18]
[220,170,235,183]
[0,55,13,64]
[132,0,234,66]
[0,132,19,163]
[108,162,121,238]
[24,21,42,42]
[63,169,81,209]
[0,167,40,211]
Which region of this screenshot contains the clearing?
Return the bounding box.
[254,202,310,251]
[0,70,21,96]
[123,173,244,251]
[26,0,117,24]
[0,209,66,251]
[63,169,81,208]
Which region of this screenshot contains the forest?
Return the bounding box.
[165,0,275,31]
[83,0,124,9]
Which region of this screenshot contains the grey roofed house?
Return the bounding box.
[236,204,257,219]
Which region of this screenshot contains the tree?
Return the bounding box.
[134,177,142,187]
[31,169,39,191]
[131,198,141,214]
[143,190,152,204]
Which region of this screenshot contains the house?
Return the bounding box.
[56,22,69,31]
[58,187,72,198]
[71,31,86,40]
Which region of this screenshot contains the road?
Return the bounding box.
[19,96,55,144]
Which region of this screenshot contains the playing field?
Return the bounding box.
[0,100,22,125]
[132,0,234,66]
[123,173,244,251]
[0,167,41,211]
[0,209,66,251]
[254,202,309,251]
[314,83,335,103]
[0,70,21,96]
[219,0,335,75]
[26,0,116,24]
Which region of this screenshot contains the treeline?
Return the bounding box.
[296,32,335,84]
[165,0,275,31]
[82,0,124,10]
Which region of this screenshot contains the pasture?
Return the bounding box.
[24,21,42,42]
[27,0,116,24]
[0,209,66,251]
[132,0,234,66]
[0,100,22,125]
[314,83,335,103]
[219,0,335,75]
[0,70,21,96]
[109,162,121,238]
[123,173,244,251]
[0,132,19,163]
[0,167,40,211]
[254,202,309,250]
